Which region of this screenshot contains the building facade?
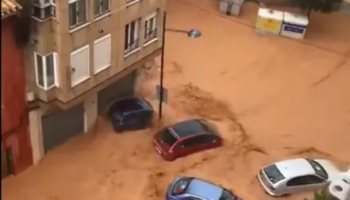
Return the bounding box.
[26,0,164,164]
[1,0,33,179]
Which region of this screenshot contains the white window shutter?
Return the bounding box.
[93,34,111,73]
[70,45,90,86]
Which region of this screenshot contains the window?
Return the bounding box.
[185,197,202,200]
[286,176,309,186]
[93,34,111,73]
[94,0,109,18]
[306,159,329,179]
[305,175,325,184]
[124,20,139,55]
[182,137,202,147]
[32,0,56,20]
[159,129,178,146]
[34,52,59,90]
[70,45,90,86]
[263,164,285,184]
[219,189,236,200]
[144,12,157,44]
[69,0,87,29]
[202,135,218,143]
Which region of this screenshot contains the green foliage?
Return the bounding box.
[306,190,339,200]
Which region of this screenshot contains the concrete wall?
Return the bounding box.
[84,93,98,133]
[28,109,44,164]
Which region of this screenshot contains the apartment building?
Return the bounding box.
[27,0,164,163]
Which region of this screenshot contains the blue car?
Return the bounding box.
[109,97,154,133]
[166,177,241,200]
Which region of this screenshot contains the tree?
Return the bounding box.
[289,0,343,16]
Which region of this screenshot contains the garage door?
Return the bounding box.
[42,104,84,153]
[98,71,136,112]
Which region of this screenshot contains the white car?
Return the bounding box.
[257,158,350,197]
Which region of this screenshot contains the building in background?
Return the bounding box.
[1,0,33,179]
[26,0,165,164]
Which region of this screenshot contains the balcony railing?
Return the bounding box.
[144,29,157,43]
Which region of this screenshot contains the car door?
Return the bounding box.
[139,110,152,128]
[304,175,327,191]
[174,137,199,158]
[204,134,221,148]
[195,134,214,152]
[185,135,210,154]
[285,176,313,194]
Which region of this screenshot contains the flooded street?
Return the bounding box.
[2,0,350,200]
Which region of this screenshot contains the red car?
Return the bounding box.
[154,119,223,161]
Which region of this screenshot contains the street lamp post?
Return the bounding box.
[158,11,202,121]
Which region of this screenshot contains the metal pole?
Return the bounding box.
[158,11,166,121]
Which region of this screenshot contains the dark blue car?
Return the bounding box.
[109,97,154,133]
[166,177,241,200]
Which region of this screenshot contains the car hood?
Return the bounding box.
[314,159,346,181]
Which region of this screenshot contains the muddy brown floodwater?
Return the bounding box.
[2,1,350,200]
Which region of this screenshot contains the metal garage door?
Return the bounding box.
[98,71,136,112]
[42,104,84,153]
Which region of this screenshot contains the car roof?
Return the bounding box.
[187,179,223,200]
[170,119,214,139]
[274,158,316,179]
[111,97,153,112]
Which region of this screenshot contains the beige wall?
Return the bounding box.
[83,92,98,133]
[27,0,165,107]
[28,109,44,164]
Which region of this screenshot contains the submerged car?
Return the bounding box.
[109,97,154,132]
[154,119,223,161]
[257,158,350,196]
[166,177,241,200]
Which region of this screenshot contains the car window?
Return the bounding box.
[160,129,178,146]
[182,137,202,147]
[287,176,309,186]
[185,197,202,200]
[263,164,285,184]
[305,175,325,184]
[112,99,143,113]
[306,159,329,180]
[204,135,218,143]
[219,189,236,200]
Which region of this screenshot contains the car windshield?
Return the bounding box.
[112,99,143,113]
[160,129,178,146]
[219,190,236,200]
[263,164,285,184]
[306,159,328,179]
